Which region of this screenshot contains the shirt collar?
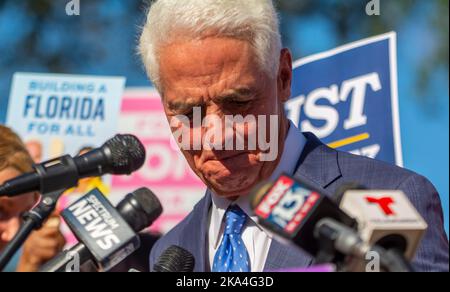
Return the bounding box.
[210,120,307,248]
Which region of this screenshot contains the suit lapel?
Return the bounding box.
[295,132,342,190]
[264,132,343,271]
[179,191,212,272]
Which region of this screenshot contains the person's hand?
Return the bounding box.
[16,214,65,272]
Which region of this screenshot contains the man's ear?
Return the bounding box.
[277,48,293,103]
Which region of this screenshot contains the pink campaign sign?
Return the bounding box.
[111,88,205,233]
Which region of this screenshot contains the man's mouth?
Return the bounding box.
[203,152,250,163]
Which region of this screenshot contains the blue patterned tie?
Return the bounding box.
[212,205,250,272]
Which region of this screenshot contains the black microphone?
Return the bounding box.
[153,246,195,272]
[40,187,162,272]
[0,134,146,197]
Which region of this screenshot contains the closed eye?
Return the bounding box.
[230,100,252,106]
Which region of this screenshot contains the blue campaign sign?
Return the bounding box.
[286,32,403,166]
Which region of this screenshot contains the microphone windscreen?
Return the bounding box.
[153,246,195,272]
[116,187,163,232]
[103,134,146,175]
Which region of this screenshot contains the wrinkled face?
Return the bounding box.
[0,168,38,251]
[158,37,292,199]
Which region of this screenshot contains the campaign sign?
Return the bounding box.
[286,32,403,166]
[5,72,125,160]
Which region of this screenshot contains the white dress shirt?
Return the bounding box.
[208,120,307,272]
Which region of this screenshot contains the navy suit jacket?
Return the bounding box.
[149,133,449,272]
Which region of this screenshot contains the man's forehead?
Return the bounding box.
[160,37,253,64]
[159,37,260,82]
[158,37,266,109]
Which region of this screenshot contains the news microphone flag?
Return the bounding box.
[340,189,428,261]
[41,187,162,272]
[61,188,140,271]
[251,174,356,257]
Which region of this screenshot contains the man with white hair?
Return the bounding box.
[139,0,448,272]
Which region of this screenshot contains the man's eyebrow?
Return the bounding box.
[215,87,254,102]
[167,99,202,112]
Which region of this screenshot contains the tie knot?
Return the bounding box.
[224,205,247,235]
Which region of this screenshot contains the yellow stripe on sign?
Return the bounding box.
[327,133,370,149]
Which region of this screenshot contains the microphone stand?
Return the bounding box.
[0,189,65,271]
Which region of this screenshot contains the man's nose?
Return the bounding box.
[202,110,229,150]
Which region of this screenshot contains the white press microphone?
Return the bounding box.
[339,188,428,270]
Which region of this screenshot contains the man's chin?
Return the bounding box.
[198,166,264,199]
[209,181,257,199]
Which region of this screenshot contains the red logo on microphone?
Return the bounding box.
[366,196,396,216]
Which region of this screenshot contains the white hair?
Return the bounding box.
[139,0,282,92]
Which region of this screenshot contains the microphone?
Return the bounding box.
[339,187,428,271]
[314,218,413,272]
[153,246,195,272]
[250,174,419,271]
[250,174,357,263]
[40,187,163,272]
[0,134,146,197]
